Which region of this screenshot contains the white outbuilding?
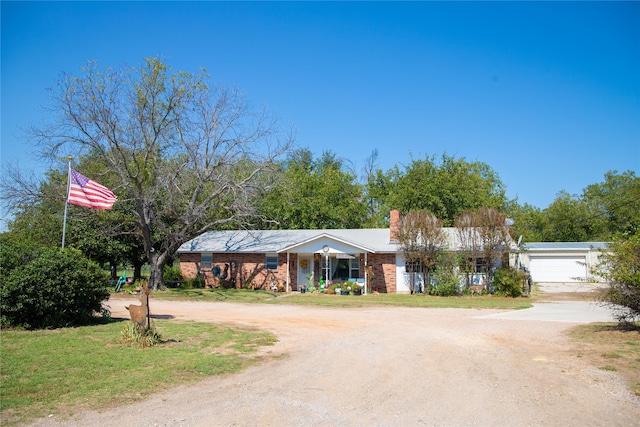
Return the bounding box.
[522,242,608,283]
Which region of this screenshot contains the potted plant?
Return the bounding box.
[342,280,356,295]
[351,282,363,296]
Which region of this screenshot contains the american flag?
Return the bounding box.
[68,170,117,209]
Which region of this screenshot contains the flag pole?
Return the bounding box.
[61,157,72,249]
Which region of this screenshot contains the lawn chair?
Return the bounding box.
[115,270,127,292]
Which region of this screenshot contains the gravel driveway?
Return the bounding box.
[30,291,640,427]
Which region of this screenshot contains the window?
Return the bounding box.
[201,253,212,270]
[265,254,278,271]
[474,258,488,274]
[350,256,360,278]
[405,260,423,273]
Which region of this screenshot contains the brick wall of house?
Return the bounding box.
[179,253,200,278]
[368,253,397,293]
[179,252,293,289]
[180,251,398,292]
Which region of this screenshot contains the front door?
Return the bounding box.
[298,256,313,290]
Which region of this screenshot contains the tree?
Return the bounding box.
[541,191,606,242]
[596,234,640,323]
[455,208,511,287]
[454,211,482,287]
[395,210,446,293]
[504,200,546,243]
[583,170,640,238]
[4,158,149,282]
[508,171,639,243]
[20,58,293,289]
[256,149,365,229]
[377,154,507,226]
[475,207,511,284]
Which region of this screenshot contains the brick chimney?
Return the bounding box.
[389,209,400,242]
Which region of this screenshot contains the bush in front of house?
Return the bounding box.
[492,266,524,297]
[0,247,110,329]
[163,265,184,288]
[184,275,205,289]
[428,268,460,297]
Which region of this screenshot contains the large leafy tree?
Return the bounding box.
[14,58,292,290]
[507,171,638,243]
[4,156,152,282]
[504,200,546,243]
[540,191,606,242]
[372,154,507,226]
[583,170,640,238]
[256,149,365,229]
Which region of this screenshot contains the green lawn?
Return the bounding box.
[1,320,276,426]
[2,287,534,425]
[149,287,534,310]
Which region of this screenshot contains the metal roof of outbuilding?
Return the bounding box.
[524,242,609,251]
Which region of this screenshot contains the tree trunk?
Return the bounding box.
[147,250,170,291]
[133,261,144,283]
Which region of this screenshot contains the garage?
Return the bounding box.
[523,242,608,284]
[529,256,586,283]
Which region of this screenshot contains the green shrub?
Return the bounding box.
[0,247,110,329]
[163,265,184,288]
[492,266,524,297]
[0,233,44,274]
[428,268,460,297]
[184,275,205,289]
[596,234,640,323]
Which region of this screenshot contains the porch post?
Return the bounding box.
[286,252,290,293]
[364,252,368,295]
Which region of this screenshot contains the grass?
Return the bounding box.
[268,292,533,309]
[138,287,534,310]
[5,284,637,424]
[0,320,276,426]
[568,322,640,396]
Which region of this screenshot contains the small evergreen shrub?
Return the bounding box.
[0,247,110,329]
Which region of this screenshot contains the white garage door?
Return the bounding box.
[529,256,586,283]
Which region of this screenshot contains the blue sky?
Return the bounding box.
[2,1,639,218]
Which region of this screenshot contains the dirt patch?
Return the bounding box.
[28,295,640,426]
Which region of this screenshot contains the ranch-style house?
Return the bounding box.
[177,210,519,293]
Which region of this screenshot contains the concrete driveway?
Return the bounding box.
[479,282,615,323]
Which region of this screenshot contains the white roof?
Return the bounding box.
[178,229,398,254]
[178,227,517,254]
